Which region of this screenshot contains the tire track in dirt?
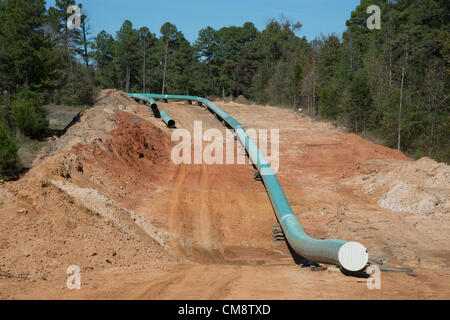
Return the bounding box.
[168,164,188,259]
[168,161,226,263]
[193,163,219,262]
[134,265,241,299]
[177,265,241,299]
[135,272,187,299]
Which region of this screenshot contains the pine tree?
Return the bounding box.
[90,31,117,89]
[344,70,372,132]
[195,26,219,95]
[138,27,157,93]
[160,22,178,95]
[114,20,140,93]
[0,119,20,180]
[0,0,58,94]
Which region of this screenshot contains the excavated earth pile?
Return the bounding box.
[0,89,449,299]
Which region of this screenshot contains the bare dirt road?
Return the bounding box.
[1,90,449,299]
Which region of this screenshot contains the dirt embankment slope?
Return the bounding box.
[1,90,449,299]
[0,90,177,297]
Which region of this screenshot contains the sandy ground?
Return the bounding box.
[0,90,449,299]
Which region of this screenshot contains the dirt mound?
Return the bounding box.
[344,157,449,214]
[0,180,172,285]
[235,95,249,104]
[33,89,143,166]
[73,112,174,184]
[0,90,176,292]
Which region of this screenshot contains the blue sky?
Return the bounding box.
[47,0,361,43]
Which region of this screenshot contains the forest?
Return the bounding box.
[0,0,448,179]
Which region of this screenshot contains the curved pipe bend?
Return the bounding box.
[128,93,369,271]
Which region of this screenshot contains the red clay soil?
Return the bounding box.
[72,112,175,193]
[0,90,449,299]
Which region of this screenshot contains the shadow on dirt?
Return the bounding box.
[283,236,373,277]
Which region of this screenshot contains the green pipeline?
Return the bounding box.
[128,93,369,271]
[160,110,175,128]
[131,94,157,109]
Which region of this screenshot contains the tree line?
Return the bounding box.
[0,0,448,179]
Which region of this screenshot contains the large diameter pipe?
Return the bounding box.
[148,98,158,110]
[128,93,369,271]
[160,110,175,128]
[131,93,158,109]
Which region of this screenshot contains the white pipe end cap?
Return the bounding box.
[338,242,369,271]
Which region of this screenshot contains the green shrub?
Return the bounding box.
[319,83,340,119]
[413,149,425,160]
[0,120,20,179]
[11,89,48,139]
